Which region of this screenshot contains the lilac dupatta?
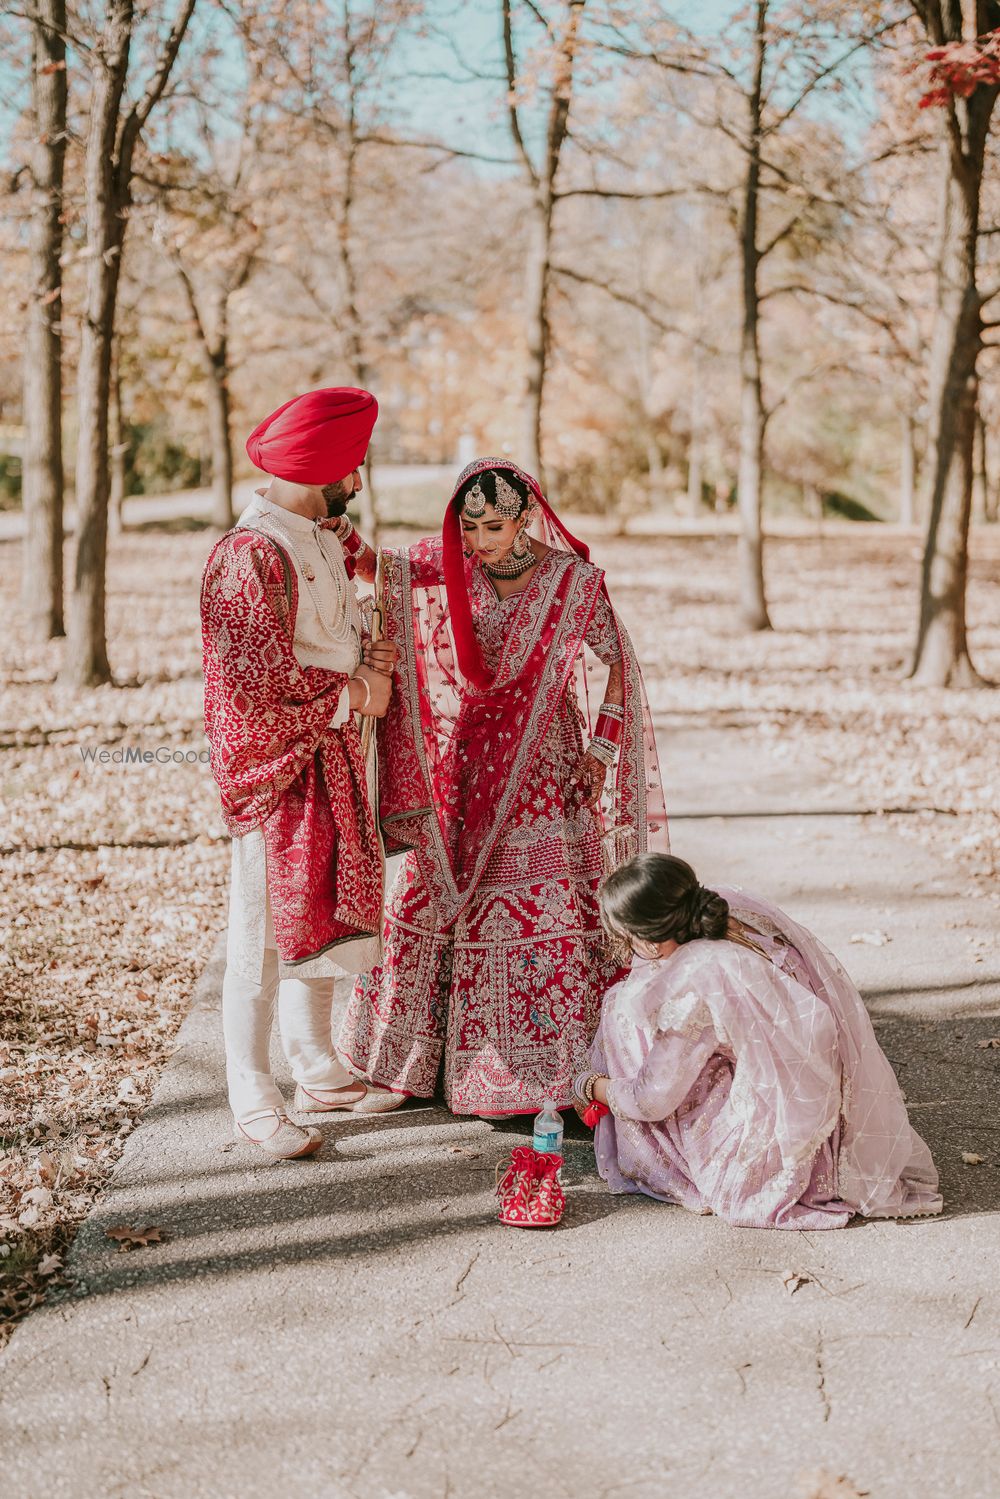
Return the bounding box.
[591,886,943,1227]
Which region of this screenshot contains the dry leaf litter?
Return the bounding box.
[1,521,998,1345]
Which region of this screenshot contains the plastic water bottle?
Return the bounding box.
[532,1099,564,1157]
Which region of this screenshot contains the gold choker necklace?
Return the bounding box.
[484,549,535,579]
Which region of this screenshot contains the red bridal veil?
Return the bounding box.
[375,458,669,932]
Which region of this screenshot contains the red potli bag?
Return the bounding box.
[496,1145,565,1227]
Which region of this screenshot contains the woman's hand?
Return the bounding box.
[362,639,398,676]
[571,751,608,809]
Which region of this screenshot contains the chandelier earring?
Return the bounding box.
[511,526,532,561]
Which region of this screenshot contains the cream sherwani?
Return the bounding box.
[218,489,382,1120]
[226,490,382,985]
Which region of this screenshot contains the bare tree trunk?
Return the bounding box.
[736,0,771,631]
[504,0,585,492]
[687,364,704,519]
[972,406,988,522]
[61,0,196,686]
[633,291,663,511]
[109,337,126,536]
[987,425,1000,522]
[336,3,380,541]
[520,200,550,485]
[21,0,67,640]
[172,268,240,531]
[911,99,994,685]
[687,205,706,519]
[899,408,917,526]
[206,344,234,530]
[804,482,823,527]
[62,4,133,687]
[646,436,664,500]
[202,288,234,530]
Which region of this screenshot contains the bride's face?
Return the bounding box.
[460,502,522,561]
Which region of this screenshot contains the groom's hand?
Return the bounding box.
[362,639,398,676]
[349,665,392,717]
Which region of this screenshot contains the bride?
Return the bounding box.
[338,457,668,1116]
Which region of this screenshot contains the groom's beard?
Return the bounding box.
[321,480,354,518]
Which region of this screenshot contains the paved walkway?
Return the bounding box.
[2,725,999,1499]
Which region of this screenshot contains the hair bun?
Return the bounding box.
[690,885,729,941]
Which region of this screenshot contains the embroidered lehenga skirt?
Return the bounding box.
[340,550,633,1115]
[343,691,626,1113]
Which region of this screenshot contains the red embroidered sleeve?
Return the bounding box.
[201,532,350,832]
[584,587,623,664]
[405,535,446,588]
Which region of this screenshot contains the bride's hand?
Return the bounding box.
[571,751,607,809]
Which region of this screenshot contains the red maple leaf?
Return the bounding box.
[919,31,1000,108]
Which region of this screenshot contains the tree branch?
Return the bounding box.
[357,132,518,167]
[117,0,197,189]
[758,210,804,260]
[551,262,726,355]
[502,0,539,188]
[763,356,861,427]
[554,183,693,201]
[763,19,906,135]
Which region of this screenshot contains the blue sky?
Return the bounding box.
[382,0,873,172]
[383,0,741,153]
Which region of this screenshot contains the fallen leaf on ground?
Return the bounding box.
[22,1185,53,1210]
[36,1254,63,1276]
[796,1471,870,1499]
[35,1152,59,1186]
[104,1225,165,1251]
[782,1269,812,1295]
[977,1038,1000,1049]
[848,929,891,946]
[961,1152,985,1165]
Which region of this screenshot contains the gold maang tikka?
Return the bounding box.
[462,470,523,520]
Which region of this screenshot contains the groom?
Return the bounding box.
[201,386,398,1160]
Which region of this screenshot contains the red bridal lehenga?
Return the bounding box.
[339,460,668,1116]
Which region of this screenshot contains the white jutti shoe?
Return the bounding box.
[234,1108,323,1161]
[293,1081,408,1116]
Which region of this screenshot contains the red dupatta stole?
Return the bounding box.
[376,460,667,932]
[201,529,382,965]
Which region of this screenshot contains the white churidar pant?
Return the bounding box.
[219,490,382,1121]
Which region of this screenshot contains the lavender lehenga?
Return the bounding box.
[591,886,942,1229]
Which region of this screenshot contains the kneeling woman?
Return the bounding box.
[579,855,942,1229]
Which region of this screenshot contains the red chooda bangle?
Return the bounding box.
[594,711,623,747]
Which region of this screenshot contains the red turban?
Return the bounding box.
[245,387,378,485]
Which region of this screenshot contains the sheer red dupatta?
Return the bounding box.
[376,459,668,931]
